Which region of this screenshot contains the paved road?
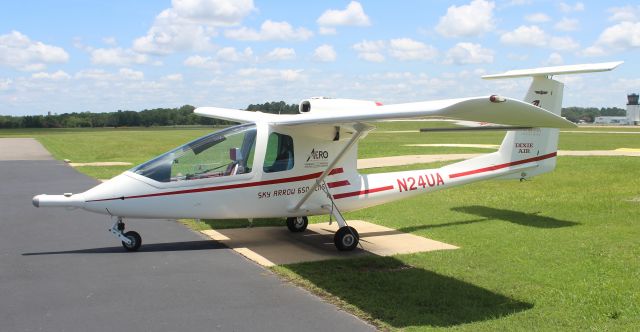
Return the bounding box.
[0,159,373,331]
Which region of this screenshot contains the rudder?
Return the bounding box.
[496,77,563,179]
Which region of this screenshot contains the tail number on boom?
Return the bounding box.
[397,173,444,192]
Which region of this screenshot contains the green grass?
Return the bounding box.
[2,123,640,330]
[274,157,640,330]
[2,123,639,179]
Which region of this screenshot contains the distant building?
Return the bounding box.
[627,93,639,125]
[594,116,629,124]
[593,93,639,125]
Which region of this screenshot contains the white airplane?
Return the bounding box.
[32,62,621,251]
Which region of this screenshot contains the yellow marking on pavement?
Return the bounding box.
[201,229,230,241]
[234,248,276,267]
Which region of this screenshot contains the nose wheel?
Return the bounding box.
[122,231,142,251]
[110,217,142,252]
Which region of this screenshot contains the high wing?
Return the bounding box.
[195,96,576,128]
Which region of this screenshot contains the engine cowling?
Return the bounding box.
[298,97,382,114]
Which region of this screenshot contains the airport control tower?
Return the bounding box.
[628,93,640,125]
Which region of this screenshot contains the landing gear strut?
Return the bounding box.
[323,202,360,252]
[286,216,308,232]
[110,217,142,252]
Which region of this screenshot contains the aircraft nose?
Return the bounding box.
[31,193,85,209]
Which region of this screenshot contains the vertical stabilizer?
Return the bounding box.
[441,62,622,182]
[494,77,563,179]
[484,61,622,180]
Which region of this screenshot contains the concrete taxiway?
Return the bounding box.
[202,220,458,267]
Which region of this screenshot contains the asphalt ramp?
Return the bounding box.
[202,220,458,267]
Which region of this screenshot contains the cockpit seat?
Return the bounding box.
[225,148,242,176]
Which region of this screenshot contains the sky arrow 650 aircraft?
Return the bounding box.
[33,62,621,252]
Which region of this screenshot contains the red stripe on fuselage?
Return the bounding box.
[328,167,344,175]
[88,168,345,202]
[448,152,557,179]
[326,180,350,188]
[332,185,395,200]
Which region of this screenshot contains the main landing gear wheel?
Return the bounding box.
[334,226,359,251]
[286,216,308,232]
[122,231,142,251]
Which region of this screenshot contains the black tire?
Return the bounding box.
[334,226,359,251]
[122,231,142,251]
[286,216,308,232]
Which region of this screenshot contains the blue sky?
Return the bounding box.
[0,0,638,115]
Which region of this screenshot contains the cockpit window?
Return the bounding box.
[131,124,257,182]
[263,132,294,173]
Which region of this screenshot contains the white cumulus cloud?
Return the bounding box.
[583,21,640,56]
[607,5,640,22]
[313,44,337,62]
[554,17,579,31]
[163,73,183,81]
[559,2,584,13]
[444,43,494,65]
[318,27,337,35]
[90,48,149,66]
[133,0,254,55]
[500,25,547,46]
[353,40,385,62]
[525,13,551,23]
[545,52,564,66]
[119,68,144,80]
[133,9,215,55]
[436,0,495,38]
[265,48,296,61]
[0,31,69,71]
[172,0,255,25]
[183,55,220,69]
[549,36,580,51]
[31,70,71,80]
[237,68,304,82]
[500,25,579,51]
[216,46,253,62]
[317,1,370,27]
[388,38,438,61]
[225,20,313,41]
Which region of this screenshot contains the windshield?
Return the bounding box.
[131,124,257,182]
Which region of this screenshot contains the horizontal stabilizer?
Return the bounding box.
[196,96,576,128]
[482,61,623,79]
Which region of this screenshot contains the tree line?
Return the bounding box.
[0,102,299,129]
[0,102,626,129]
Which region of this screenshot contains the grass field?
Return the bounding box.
[2,124,639,330]
[1,123,639,178]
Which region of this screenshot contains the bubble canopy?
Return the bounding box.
[131,124,257,183]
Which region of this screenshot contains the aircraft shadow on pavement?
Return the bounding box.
[22,240,225,256]
[284,256,532,328]
[451,205,579,228]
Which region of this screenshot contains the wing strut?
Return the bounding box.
[290,123,374,211]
